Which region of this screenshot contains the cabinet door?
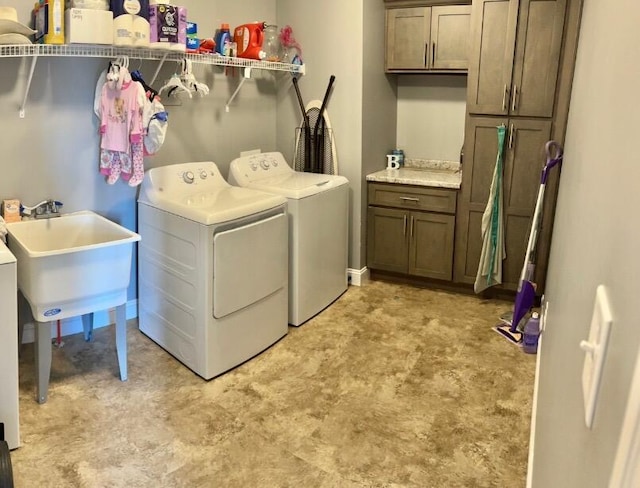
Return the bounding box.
[409,212,455,280]
[466,0,519,115]
[367,206,409,273]
[510,0,566,117]
[454,116,508,284]
[500,118,552,289]
[430,5,472,70]
[454,116,551,289]
[385,7,431,70]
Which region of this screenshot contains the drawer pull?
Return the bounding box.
[399,197,420,203]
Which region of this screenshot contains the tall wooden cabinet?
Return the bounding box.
[454,0,579,294]
[455,117,551,289]
[466,0,566,117]
[385,4,472,72]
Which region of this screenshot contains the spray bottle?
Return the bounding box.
[522,312,541,354]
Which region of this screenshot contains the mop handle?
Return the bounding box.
[541,140,563,184]
[517,141,564,285]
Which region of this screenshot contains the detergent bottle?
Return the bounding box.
[215,23,231,55]
[234,22,265,60]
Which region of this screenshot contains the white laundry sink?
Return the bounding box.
[7,210,140,322]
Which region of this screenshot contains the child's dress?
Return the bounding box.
[99,73,144,186]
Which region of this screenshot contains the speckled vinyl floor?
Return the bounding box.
[10,280,535,488]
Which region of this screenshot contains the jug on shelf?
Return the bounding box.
[263,25,282,62]
[234,22,265,60]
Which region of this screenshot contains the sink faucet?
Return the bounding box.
[21,199,63,219]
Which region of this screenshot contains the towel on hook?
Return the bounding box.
[474,124,507,293]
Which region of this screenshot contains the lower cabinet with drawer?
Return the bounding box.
[367,182,457,281]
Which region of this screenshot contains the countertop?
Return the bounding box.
[366,158,462,190]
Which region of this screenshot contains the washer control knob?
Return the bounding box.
[272,159,278,167]
[199,170,207,180]
[250,163,258,171]
[260,159,270,170]
[183,171,195,184]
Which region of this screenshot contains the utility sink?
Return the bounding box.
[6,210,140,403]
[7,210,140,321]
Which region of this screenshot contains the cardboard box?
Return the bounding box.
[65,8,113,45]
[149,4,186,45]
[2,200,20,223]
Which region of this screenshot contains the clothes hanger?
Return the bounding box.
[105,56,132,90]
[158,63,192,99]
[131,69,159,101]
[179,58,209,97]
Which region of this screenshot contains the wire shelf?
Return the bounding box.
[0,44,306,74]
[2,43,306,117]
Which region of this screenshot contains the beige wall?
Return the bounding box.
[531,0,640,485]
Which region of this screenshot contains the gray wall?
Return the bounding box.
[276,0,372,271]
[1,0,278,305]
[276,0,396,271]
[531,0,640,485]
[396,75,466,162]
[361,1,398,270]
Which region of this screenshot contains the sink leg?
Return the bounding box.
[115,304,127,381]
[34,321,52,404]
[82,312,94,342]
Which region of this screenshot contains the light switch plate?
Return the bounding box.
[581,285,613,429]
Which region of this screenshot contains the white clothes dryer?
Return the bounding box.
[137,162,288,379]
[229,152,349,326]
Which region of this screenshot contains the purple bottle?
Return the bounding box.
[522,312,540,354]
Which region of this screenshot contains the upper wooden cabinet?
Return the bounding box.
[385,4,472,73]
[466,0,567,117]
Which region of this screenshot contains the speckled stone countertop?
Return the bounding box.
[366,158,462,189]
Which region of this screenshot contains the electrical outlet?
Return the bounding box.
[240,149,261,157]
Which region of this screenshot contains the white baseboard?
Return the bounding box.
[21,300,138,344]
[526,332,543,487]
[347,267,370,287]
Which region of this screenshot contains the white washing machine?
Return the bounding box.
[229,152,349,326]
[137,162,289,379]
[0,240,19,449]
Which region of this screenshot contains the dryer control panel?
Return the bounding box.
[229,152,293,186]
[141,161,229,195]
